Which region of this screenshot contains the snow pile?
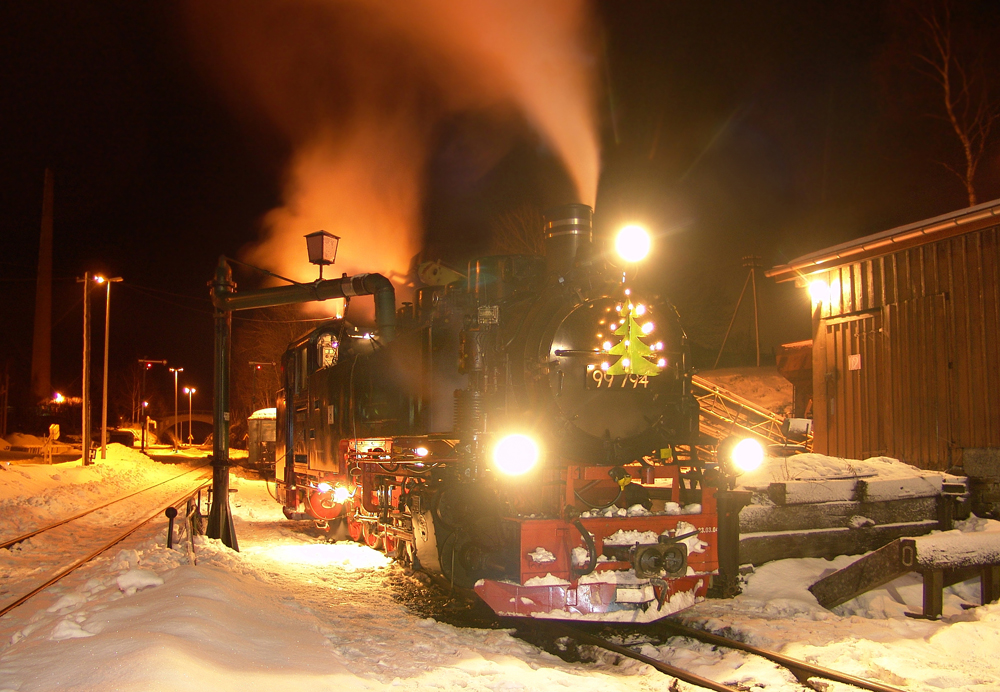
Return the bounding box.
[738,451,954,489]
[604,529,659,545]
[4,433,45,448]
[528,547,556,563]
[912,518,1000,569]
[523,573,571,587]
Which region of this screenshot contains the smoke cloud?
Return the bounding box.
[186,0,599,305]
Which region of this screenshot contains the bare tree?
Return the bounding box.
[230,304,320,447]
[489,204,545,256]
[913,2,999,206]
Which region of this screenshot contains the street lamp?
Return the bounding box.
[138,359,167,453]
[94,275,122,460]
[304,230,340,280]
[169,367,183,451]
[184,387,196,445]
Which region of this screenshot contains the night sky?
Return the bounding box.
[3,0,1000,426]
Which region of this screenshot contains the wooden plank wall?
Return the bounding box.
[812,225,1000,470]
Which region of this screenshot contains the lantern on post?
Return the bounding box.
[304,230,340,280]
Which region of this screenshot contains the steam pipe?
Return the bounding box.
[213,271,397,341]
[543,203,593,276]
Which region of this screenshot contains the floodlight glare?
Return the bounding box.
[615,225,651,263]
[809,280,830,305]
[731,438,765,473]
[493,434,539,475]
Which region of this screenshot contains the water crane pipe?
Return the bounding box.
[206,257,396,549]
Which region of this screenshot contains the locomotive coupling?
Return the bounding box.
[631,534,690,579]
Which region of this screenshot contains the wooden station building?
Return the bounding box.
[767,200,1000,472]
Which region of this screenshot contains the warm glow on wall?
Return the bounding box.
[809,280,830,305]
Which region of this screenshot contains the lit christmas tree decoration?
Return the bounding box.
[606,297,660,376]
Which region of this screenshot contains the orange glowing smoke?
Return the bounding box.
[186,0,599,301]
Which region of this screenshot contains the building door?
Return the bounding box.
[883,294,952,470]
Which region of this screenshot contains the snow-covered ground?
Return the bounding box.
[1,447,999,691]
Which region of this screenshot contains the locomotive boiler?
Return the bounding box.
[275,204,747,621]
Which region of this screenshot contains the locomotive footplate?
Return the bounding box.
[474,512,719,621]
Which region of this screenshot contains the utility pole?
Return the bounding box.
[169,367,183,450]
[714,255,762,369]
[77,273,93,465]
[97,276,122,460]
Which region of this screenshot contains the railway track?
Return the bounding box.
[542,621,907,692]
[0,462,210,551]
[0,470,211,619]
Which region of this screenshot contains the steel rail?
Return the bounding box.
[0,462,210,551]
[544,622,737,692]
[653,620,907,692]
[0,479,209,619]
[550,620,907,692]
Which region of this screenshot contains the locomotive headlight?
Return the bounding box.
[731,438,765,473]
[493,434,539,475]
[316,482,332,493]
[414,446,429,457]
[615,225,651,263]
[332,485,352,503]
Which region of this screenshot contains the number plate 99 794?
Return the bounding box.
[586,370,650,389]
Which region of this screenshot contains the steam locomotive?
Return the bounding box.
[275,204,751,621]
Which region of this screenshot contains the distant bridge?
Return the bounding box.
[158,410,213,438]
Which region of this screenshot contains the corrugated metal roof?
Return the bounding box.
[767,198,1000,281]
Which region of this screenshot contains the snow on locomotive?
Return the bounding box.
[275,204,754,621]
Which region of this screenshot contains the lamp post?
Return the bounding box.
[169,367,183,450]
[184,387,196,445]
[95,276,122,460]
[304,230,340,280]
[76,272,93,465]
[138,359,167,453]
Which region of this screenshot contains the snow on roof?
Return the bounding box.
[768,198,1000,281]
[249,408,277,420]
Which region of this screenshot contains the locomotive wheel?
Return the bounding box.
[383,532,397,556]
[438,516,518,589]
[347,514,364,543]
[362,523,383,549]
[392,539,414,565]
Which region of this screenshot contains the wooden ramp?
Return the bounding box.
[809,533,1000,619]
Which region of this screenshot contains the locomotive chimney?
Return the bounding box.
[543,203,592,276]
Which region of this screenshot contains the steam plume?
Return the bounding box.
[186,0,599,298]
